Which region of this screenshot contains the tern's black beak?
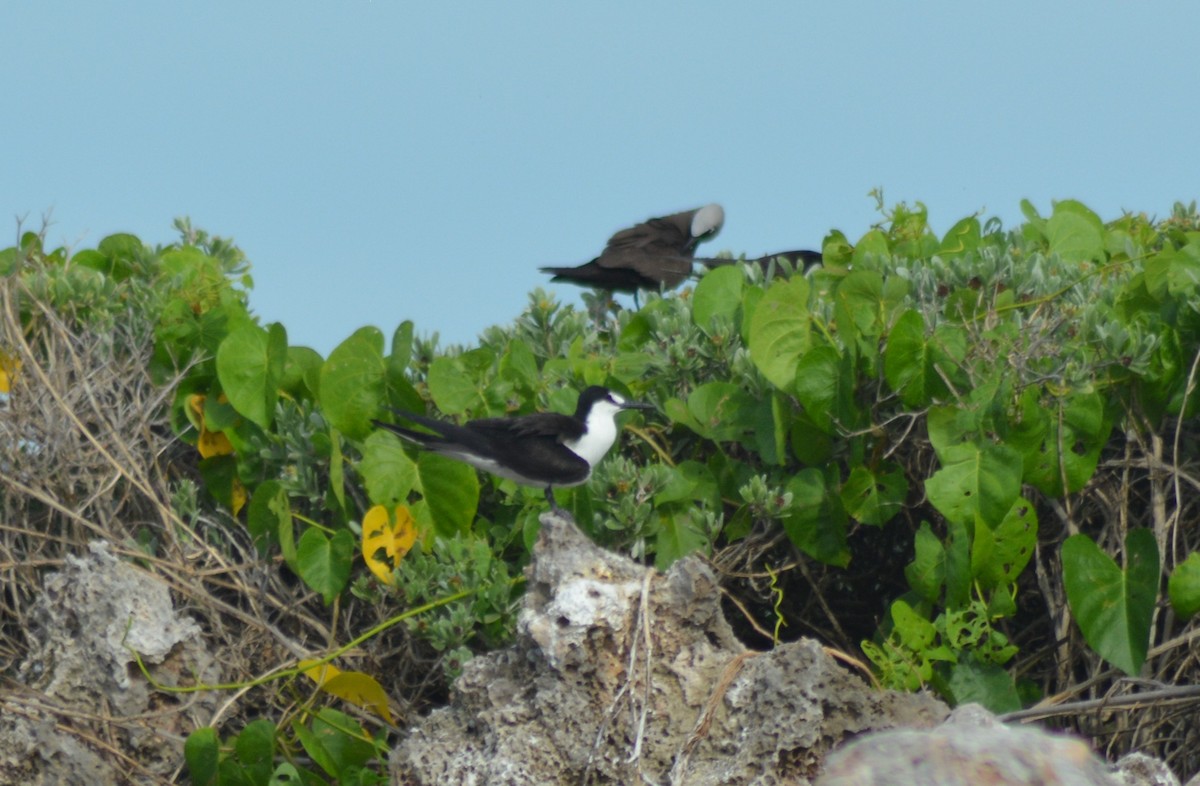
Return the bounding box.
[620,399,656,413]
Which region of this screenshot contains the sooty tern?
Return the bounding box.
[541,204,725,294]
[371,387,654,512]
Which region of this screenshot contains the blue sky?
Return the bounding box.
[5,3,1198,355]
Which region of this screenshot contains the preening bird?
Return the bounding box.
[541,204,725,294]
[371,387,654,512]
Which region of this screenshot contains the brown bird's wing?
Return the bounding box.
[593,209,699,287]
[597,209,695,267]
[600,248,694,287]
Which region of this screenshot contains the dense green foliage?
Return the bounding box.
[8,198,1200,782]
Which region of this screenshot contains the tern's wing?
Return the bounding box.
[470,411,584,442]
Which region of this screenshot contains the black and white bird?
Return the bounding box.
[541,204,725,294]
[371,387,654,512]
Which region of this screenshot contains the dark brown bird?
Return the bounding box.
[541,204,725,294]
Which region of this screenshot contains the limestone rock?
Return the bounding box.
[5,540,219,785]
[817,703,1119,786]
[391,511,948,785]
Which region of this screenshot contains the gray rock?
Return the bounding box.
[5,540,220,785]
[1114,752,1181,786]
[817,704,1149,786]
[391,511,947,785]
[19,541,211,713]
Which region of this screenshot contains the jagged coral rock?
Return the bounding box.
[391,511,947,785]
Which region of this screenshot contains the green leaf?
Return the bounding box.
[216,322,287,429]
[1144,246,1200,300]
[971,498,1037,589]
[939,216,982,258]
[841,464,907,526]
[309,709,375,773]
[246,480,290,556]
[685,382,754,442]
[693,265,744,334]
[328,426,346,514]
[428,350,493,415]
[1168,552,1200,619]
[184,727,220,786]
[851,228,891,266]
[499,339,540,392]
[655,461,720,508]
[618,311,653,350]
[1062,529,1159,676]
[1015,390,1110,496]
[925,442,1023,528]
[890,598,935,652]
[94,232,144,280]
[359,431,418,505]
[1046,199,1105,263]
[944,518,972,609]
[198,455,242,514]
[737,285,764,344]
[281,345,323,397]
[233,719,276,776]
[788,410,833,465]
[886,313,966,408]
[663,397,703,435]
[905,521,945,603]
[747,276,811,391]
[319,327,386,440]
[291,718,337,778]
[884,309,930,406]
[765,391,790,466]
[1020,198,1045,226]
[945,661,1022,714]
[296,528,355,604]
[389,320,415,375]
[269,762,302,784]
[821,228,853,266]
[926,406,971,458]
[0,247,15,276]
[201,391,239,432]
[415,452,480,536]
[834,269,886,341]
[782,469,849,566]
[793,345,856,434]
[655,511,710,570]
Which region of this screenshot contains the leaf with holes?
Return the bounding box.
[925,442,1022,529]
[971,497,1038,590]
[841,464,907,526]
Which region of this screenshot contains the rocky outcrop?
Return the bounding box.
[391,511,948,785]
[3,541,218,786]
